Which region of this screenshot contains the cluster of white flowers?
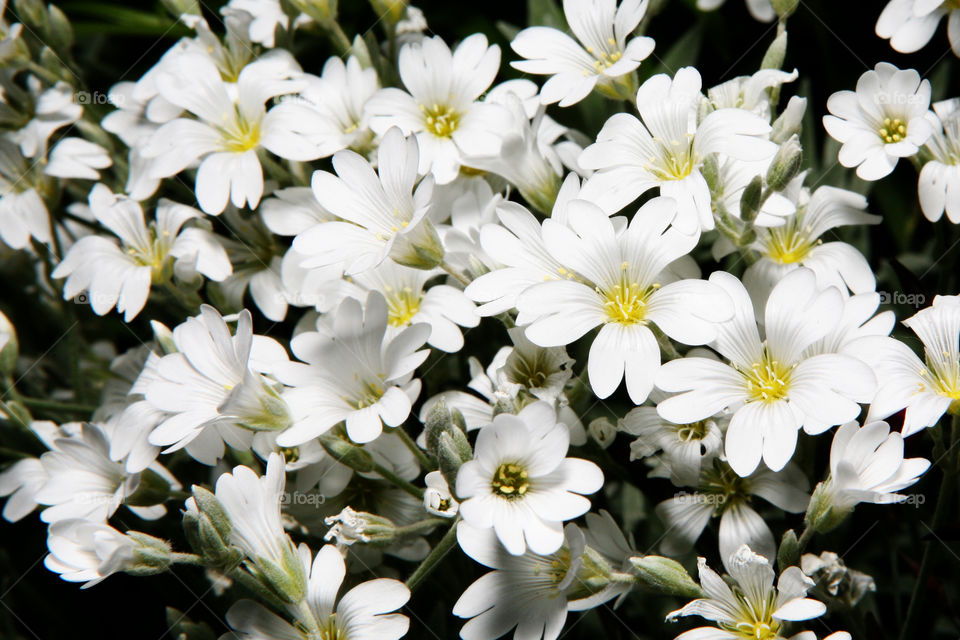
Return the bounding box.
[0,0,956,638]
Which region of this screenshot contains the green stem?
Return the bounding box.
[19,397,96,414]
[230,568,289,612]
[899,416,958,640]
[405,519,459,592]
[796,525,815,553]
[320,19,352,56]
[373,461,424,500]
[392,425,436,471]
[394,518,447,538]
[651,325,681,361]
[170,552,206,566]
[441,260,472,287]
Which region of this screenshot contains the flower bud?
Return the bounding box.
[771,96,807,143]
[150,320,178,355]
[0,311,18,376]
[805,481,851,534]
[324,507,397,546]
[740,175,764,223]
[126,467,172,507]
[423,399,452,457]
[45,5,74,51]
[778,529,800,568]
[125,532,173,575]
[766,135,803,192]
[288,0,338,22]
[628,555,704,598]
[761,29,787,71]
[390,219,445,270]
[588,417,617,449]
[160,0,201,17]
[438,428,473,489]
[772,0,799,19]
[320,434,376,472]
[251,547,307,603]
[13,0,46,29]
[369,0,407,24]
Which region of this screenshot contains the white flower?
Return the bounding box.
[44,520,137,588]
[821,420,930,512]
[454,521,588,640]
[516,196,734,404]
[657,269,877,476]
[223,544,410,640]
[11,80,81,159]
[424,470,459,518]
[697,0,775,22]
[349,261,480,352]
[227,0,306,47]
[849,295,960,435]
[654,459,809,564]
[455,401,603,555]
[667,545,827,640]
[620,405,725,486]
[580,67,775,233]
[737,185,881,298]
[44,138,112,180]
[823,62,933,181]
[143,51,316,214]
[707,68,799,121]
[294,127,441,275]
[918,98,960,223]
[366,34,508,184]
[510,0,655,107]
[267,55,379,158]
[275,291,430,445]
[0,136,51,249]
[877,0,960,56]
[53,184,231,321]
[145,306,292,464]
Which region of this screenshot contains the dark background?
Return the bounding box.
[1,0,959,638]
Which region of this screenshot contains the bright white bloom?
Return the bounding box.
[275,292,430,445]
[667,545,827,640]
[349,261,480,352]
[454,522,601,640]
[657,269,877,476]
[145,306,292,464]
[424,470,459,518]
[456,401,603,555]
[737,186,881,298]
[0,457,46,522]
[144,51,316,214]
[654,459,809,564]
[227,0,307,47]
[53,184,231,321]
[223,544,410,640]
[366,34,508,184]
[295,127,441,275]
[44,520,137,588]
[849,295,960,435]
[267,55,379,158]
[821,420,930,512]
[580,67,775,233]
[44,138,112,180]
[918,98,960,223]
[517,197,734,404]
[0,136,51,249]
[510,0,655,107]
[697,0,775,22]
[707,68,799,121]
[32,423,149,524]
[877,0,960,56]
[823,62,933,181]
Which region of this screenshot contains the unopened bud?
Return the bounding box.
[126,468,172,507]
[761,29,787,70]
[805,481,851,534]
[766,135,802,192]
[701,153,720,192]
[287,0,338,22]
[629,555,704,598]
[160,0,201,17]
[588,417,617,449]
[771,96,807,143]
[740,175,764,222]
[0,311,18,376]
[772,0,799,19]
[438,428,473,489]
[13,0,46,29]
[45,5,74,50]
[390,219,444,270]
[320,434,376,472]
[369,0,407,23]
[125,531,173,575]
[778,529,800,568]
[150,320,178,354]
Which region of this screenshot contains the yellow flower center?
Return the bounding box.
[584,38,624,74]
[384,285,421,327]
[600,266,659,324]
[742,350,794,403]
[676,420,710,442]
[878,117,907,144]
[764,223,816,264]
[352,377,385,409]
[491,462,530,499]
[222,109,262,153]
[421,103,460,138]
[644,137,698,181]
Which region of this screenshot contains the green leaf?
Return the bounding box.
[526,0,566,30]
[643,23,702,79]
